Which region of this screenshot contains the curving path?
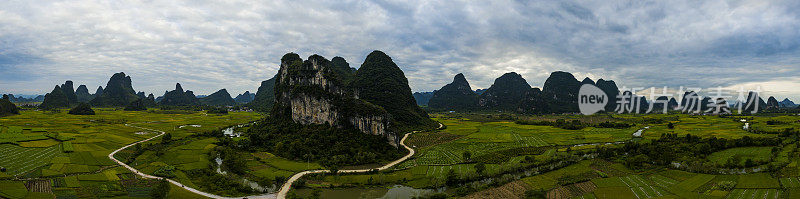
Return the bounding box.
[110,124,275,199]
[275,122,443,199]
[110,123,441,199]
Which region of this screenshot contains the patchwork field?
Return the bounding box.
[290,114,800,199]
[0,109,260,198]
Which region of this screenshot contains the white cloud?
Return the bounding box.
[0,0,798,101]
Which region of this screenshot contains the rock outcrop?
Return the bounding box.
[250,74,277,112]
[40,85,70,109]
[0,95,19,116]
[540,71,581,113]
[90,72,140,107]
[428,73,479,110]
[94,86,104,96]
[75,85,93,102]
[350,51,438,134]
[780,98,797,108]
[272,51,436,146]
[412,92,434,106]
[61,80,77,104]
[199,89,236,106]
[479,72,531,111]
[595,79,620,112]
[234,91,255,104]
[766,96,780,109]
[159,83,200,106]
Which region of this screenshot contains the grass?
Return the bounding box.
[673,174,715,192]
[17,139,60,147]
[593,187,636,199]
[726,189,780,199]
[707,147,772,166]
[0,181,28,199]
[0,109,261,198]
[0,144,64,176]
[735,173,780,189]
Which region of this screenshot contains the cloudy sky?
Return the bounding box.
[1,0,798,101]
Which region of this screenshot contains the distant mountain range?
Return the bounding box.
[780,98,797,108]
[234,91,255,104]
[20,59,799,114]
[412,91,434,106]
[198,89,236,106]
[421,71,793,114]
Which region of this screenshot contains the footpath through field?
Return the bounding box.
[275,122,444,199]
[110,124,275,199]
[109,122,441,199]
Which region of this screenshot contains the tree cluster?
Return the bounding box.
[245,118,403,168]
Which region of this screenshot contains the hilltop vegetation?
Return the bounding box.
[199,89,236,106]
[428,73,480,110]
[249,75,276,112]
[159,83,199,106]
[478,72,531,111]
[90,72,141,107]
[67,102,95,115]
[0,95,19,116]
[40,85,70,109]
[350,51,438,133]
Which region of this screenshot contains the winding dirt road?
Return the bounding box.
[110,123,441,199]
[111,124,274,199]
[276,122,442,199]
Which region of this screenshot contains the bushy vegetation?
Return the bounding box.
[124,98,148,111]
[0,95,19,116]
[67,102,95,115]
[598,133,781,170]
[245,118,403,168]
[516,119,632,130]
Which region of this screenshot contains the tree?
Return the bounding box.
[68,102,95,115]
[667,122,675,129]
[474,162,486,174]
[525,189,547,199]
[445,169,458,186]
[462,151,472,162]
[150,179,170,199]
[524,155,536,163]
[161,133,172,144]
[744,158,755,167]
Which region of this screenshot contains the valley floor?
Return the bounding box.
[3,110,800,199]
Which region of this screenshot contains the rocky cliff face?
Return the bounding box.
[272,53,399,146]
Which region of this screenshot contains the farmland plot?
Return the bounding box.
[613,175,668,199]
[0,144,64,176]
[725,189,780,199]
[780,177,800,188]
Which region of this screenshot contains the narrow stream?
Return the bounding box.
[215,156,278,193]
[632,126,650,137]
[213,122,278,194]
[221,122,257,137]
